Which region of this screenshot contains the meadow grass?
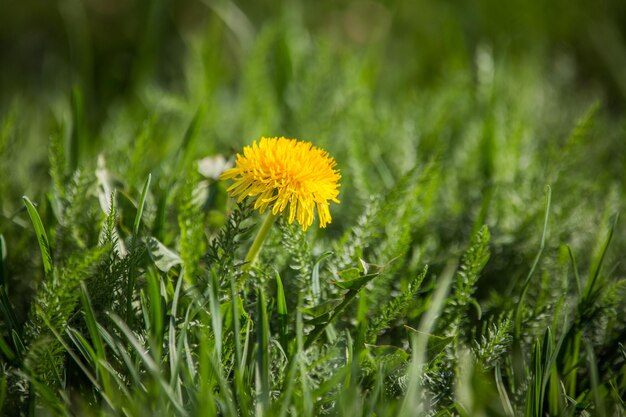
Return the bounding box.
[1,2,626,416]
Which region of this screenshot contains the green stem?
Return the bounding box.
[244,212,277,270]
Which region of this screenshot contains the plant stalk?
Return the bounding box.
[244,212,277,270]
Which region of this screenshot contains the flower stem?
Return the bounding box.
[244,212,277,270]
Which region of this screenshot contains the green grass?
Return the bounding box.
[1,1,626,416]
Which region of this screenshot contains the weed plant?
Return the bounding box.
[0,2,626,416]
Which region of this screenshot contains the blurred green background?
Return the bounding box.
[1,0,626,189]
[3,0,626,114]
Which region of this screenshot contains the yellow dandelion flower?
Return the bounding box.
[220,137,341,231]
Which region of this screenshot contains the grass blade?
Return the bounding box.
[275,271,288,351]
[256,288,270,416]
[133,173,152,236]
[399,260,455,416]
[22,196,52,277]
[514,185,551,339]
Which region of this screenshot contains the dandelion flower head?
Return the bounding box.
[220,137,341,230]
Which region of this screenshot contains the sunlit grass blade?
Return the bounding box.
[207,269,223,361]
[399,259,455,417]
[133,173,152,236]
[108,312,187,416]
[275,270,289,351]
[22,196,53,277]
[495,364,515,417]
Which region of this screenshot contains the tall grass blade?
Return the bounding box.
[133,173,152,236]
[514,185,551,339]
[23,196,53,277]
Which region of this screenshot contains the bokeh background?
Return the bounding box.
[3,0,626,125]
[3,0,626,307]
[2,0,626,252]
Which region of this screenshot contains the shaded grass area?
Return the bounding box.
[1,1,626,416]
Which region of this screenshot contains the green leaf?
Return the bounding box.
[66,327,98,366]
[145,269,164,343]
[208,270,222,361]
[338,267,360,280]
[276,271,287,316]
[80,284,105,359]
[514,185,551,339]
[0,334,15,361]
[79,283,112,393]
[300,298,342,323]
[365,344,410,373]
[11,330,25,361]
[0,373,6,411]
[311,251,332,302]
[276,271,289,351]
[256,288,270,413]
[303,276,376,349]
[0,234,5,285]
[133,173,152,235]
[405,328,455,359]
[147,236,182,272]
[221,296,248,333]
[333,272,379,290]
[108,312,186,415]
[584,213,617,299]
[304,313,332,326]
[23,196,53,277]
[0,286,19,340]
[495,364,515,417]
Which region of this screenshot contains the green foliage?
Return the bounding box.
[367,266,428,344]
[474,314,513,370]
[277,219,314,304]
[205,201,254,284]
[1,2,626,416]
[439,225,491,337]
